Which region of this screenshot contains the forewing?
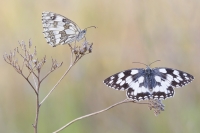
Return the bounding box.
[150,67,194,100]
[42,12,81,47]
[103,68,144,91]
[154,67,194,88]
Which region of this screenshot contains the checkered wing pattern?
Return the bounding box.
[104,67,194,101]
[42,12,83,47]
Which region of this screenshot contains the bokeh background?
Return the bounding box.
[0,0,200,133]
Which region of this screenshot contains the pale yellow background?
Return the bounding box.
[0,0,199,133]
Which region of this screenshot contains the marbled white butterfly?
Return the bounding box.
[103,61,194,101]
[42,11,96,47]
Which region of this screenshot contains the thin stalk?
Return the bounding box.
[33,72,41,133]
[39,63,73,105]
[39,51,85,105]
[53,99,144,133]
[33,93,40,133]
[32,73,37,88]
[21,73,37,95]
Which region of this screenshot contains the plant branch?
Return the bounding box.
[53,99,147,133]
[40,59,63,83]
[32,73,37,88]
[21,73,38,95]
[39,63,74,105]
[33,83,40,133]
[4,40,94,133]
[40,70,53,83]
[33,72,41,133]
[39,41,92,105]
[4,40,64,133]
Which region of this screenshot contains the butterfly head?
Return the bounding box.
[132,60,161,74]
[146,60,160,74]
[145,66,152,75]
[77,26,96,41]
[77,29,87,41]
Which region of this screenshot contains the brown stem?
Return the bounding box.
[40,70,53,83]
[39,63,74,105]
[53,99,139,133]
[33,71,41,133]
[33,93,40,133]
[21,73,38,95]
[39,49,79,105]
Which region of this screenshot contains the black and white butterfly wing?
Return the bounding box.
[104,68,144,91]
[103,68,152,101]
[153,68,194,88]
[42,12,82,47]
[149,67,194,100]
[104,67,194,101]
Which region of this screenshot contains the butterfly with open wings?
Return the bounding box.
[103,61,194,101]
[42,11,96,47]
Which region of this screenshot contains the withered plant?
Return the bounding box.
[3,39,94,133]
[4,40,164,133]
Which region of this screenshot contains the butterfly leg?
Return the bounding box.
[74,38,77,48]
[70,46,74,65]
[84,36,87,43]
[68,44,73,49]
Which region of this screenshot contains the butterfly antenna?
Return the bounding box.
[132,62,148,67]
[148,60,161,66]
[85,26,97,30]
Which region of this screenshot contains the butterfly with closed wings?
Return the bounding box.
[103,61,194,101]
[42,11,96,47]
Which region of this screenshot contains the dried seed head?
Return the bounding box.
[79,46,87,55]
[33,59,37,65]
[34,46,37,56]
[79,41,93,55]
[29,39,32,48]
[37,62,42,70]
[88,43,93,53]
[20,41,25,50]
[29,55,33,61]
[4,40,63,80]
[148,99,165,116]
[43,56,46,63]
[72,47,79,55]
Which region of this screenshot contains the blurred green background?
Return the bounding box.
[0,0,200,133]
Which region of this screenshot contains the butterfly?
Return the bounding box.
[42,11,96,47]
[103,61,194,101]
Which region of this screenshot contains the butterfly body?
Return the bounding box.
[77,29,87,41]
[104,66,194,101]
[142,67,156,90]
[42,12,90,47]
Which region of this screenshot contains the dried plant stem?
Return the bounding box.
[33,73,41,133]
[21,74,38,95]
[4,40,94,133]
[4,41,64,133]
[53,99,146,133]
[40,50,84,105]
[32,73,37,87]
[33,93,40,133]
[40,64,73,105]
